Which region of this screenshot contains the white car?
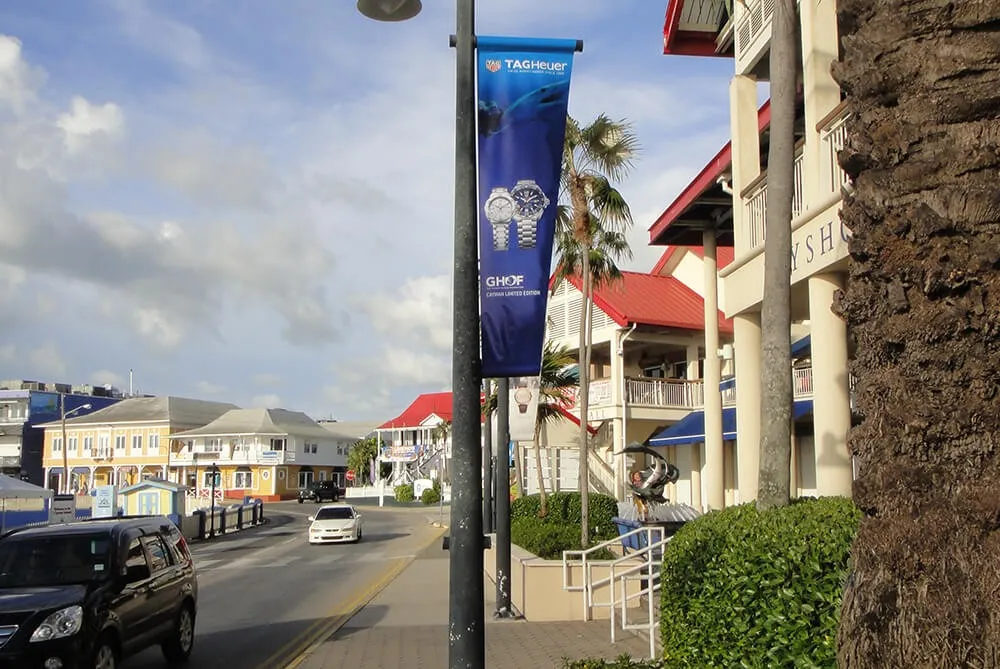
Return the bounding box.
[307,503,364,544]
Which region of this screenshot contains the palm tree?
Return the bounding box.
[530,341,578,516]
[557,114,639,547]
[430,420,451,484]
[833,2,1000,666]
[756,0,797,511]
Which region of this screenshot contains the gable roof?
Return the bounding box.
[651,245,735,276]
[553,271,732,333]
[170,408,335,440]
[118,478,189,495]
[378,392,454,430]
[38,396,239,429]
[318,421,380,441]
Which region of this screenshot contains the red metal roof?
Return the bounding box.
[555,271,733,333]
[648,100,771,246]
[663,0,732,57]
[378,392,454,430]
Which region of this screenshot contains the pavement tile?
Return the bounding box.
[295,530,652,669]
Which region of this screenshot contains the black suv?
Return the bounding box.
[298,480,341,503]
[0,516,198,669]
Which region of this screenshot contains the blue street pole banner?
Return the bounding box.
[476,36,580,378]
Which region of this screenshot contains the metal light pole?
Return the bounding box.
[209,462,218,538]
[483,379,494,534]
[359,1,483,665]
[494,378,512,617]
[60,397,92,494]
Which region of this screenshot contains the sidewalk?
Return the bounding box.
[293,536,651,668]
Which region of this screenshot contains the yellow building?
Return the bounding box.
[39,396,238,494]
[171,408,351,502]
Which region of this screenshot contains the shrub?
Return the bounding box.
[659,497,861,668]
[509,491,620,559]
[393,484,414,503]
[421,486,441,505]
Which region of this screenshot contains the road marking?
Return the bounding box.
[194,558,223,570]
[260,525,447,669]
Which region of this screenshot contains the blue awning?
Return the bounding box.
[649,399,813,447]
[791,335,811,358]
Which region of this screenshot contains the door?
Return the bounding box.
[113,535,156,653]
[137,492,160,515]
[141,534,185,636]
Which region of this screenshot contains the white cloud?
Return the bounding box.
[91,370,125,388]
[0,36,44,113]
[195,380,226,395]
[28,341,67,378]
[363,275,452,353]
[0,344,16,364]
[253,373,282,387]
[57,96,125,154]
[251,394,282,409]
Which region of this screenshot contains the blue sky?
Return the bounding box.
[0,0,736,420]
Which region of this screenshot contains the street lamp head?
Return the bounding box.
[356,0,422,22]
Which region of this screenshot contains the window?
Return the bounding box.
[203,471,222,488]
[207,439,223,453]
[270,438,286,451]
[0,534,112,587]
[97,435,110,458]
[319,470,327,481]
[149,434,160,453]
[68,436,78,455]
[83,436,94,455]
[123,538,150,581]
[141,536,171,573]
[234,471,253,489]
[314,506,354,520]
[298,470,313,488]
[115,435,126,452]
[336,445,343,455]
[52,437,63,453]
[131,434,143,452]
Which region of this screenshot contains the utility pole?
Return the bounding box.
[494,377,513,617]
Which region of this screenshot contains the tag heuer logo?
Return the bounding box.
[485,59,502,73]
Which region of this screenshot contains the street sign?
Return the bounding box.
[345,470,355,482]
[51,495,76,524]
[93,485,118,518]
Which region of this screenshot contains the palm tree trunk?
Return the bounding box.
[833,1,1000,666]
[533,420,547,516]
[512,441,524,499]
[756,0,797,511]
[578,251,592,547]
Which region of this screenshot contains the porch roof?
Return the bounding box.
[648,100,771,247]
[36,396,238,429]
[663,0,734,57]
[648,399,813,446]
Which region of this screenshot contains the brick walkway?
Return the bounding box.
[295,543,651,668]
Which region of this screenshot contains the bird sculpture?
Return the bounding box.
[614,443,680,521]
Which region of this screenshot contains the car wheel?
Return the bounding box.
[90,635,119,669]
[162,603,196,664]
[298,498,303,504]
[355,528,362,543]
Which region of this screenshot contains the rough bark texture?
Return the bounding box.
[833,1,1000,666]
[578,244,592,548]
[757,0,798,510]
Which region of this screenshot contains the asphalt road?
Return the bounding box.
[124,500,446,669]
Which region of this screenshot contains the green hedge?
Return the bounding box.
[659,497,860,668]
[561,655,663,669]
[393,484,414,503]
[421,482,441,505]
[509,491,619,559]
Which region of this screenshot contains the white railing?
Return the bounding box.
[625,377,703,408]
[821,109,851,195]
[742,149,804,253]
[562,525,671,659]
[588,449,616,496]
[793,367,814,397]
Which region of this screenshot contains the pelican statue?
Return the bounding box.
[614,442,680,521]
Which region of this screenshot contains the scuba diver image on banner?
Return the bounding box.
[475,36,581,379]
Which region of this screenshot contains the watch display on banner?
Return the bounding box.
[511,179,550,249]
[484,187,516,251]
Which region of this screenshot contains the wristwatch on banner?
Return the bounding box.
[511,179,550,249]
[484,187,516,251]
[514,386,533,414]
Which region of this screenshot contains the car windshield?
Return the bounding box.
[0,534,114,587]
[314,507,353,521]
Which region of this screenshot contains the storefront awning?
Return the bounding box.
[649,400,813,446]
[791,335,811,358]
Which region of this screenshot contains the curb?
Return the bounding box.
[268,523,449,669]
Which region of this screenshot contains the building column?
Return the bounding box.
[809,272,853,496]
[729,74,762,254]
[800,0,843,204]
[702,229,725,511]
[734,312,762,503]
[610,333,624,500]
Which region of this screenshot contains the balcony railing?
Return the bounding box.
[820,105,850,195]
[626,377,704,409]
[171,448,295,465]
[742,148,804,252]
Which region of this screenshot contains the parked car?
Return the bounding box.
[0,516,198,669]
[297,480,342,504]
[307,504,364,544]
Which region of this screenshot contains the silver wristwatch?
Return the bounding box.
[484,187,515,251]
[511,179,550,249]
